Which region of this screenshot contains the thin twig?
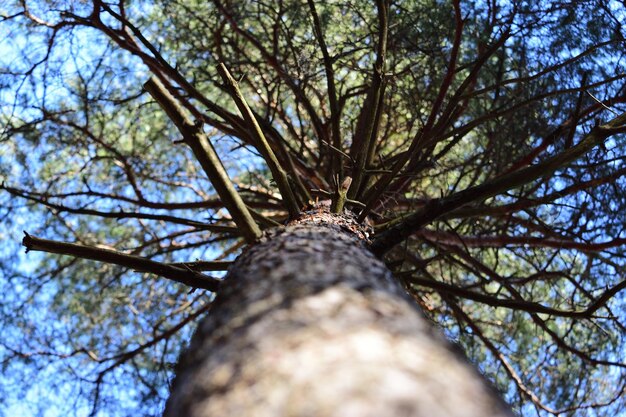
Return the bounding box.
[587,91,619,115]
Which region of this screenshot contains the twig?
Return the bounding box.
[1,182,239,232]
[586,91,619,115]
[213,0,328,150]
[321,140,353,162]
[445,295,558,413]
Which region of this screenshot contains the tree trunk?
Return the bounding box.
[164,208,513,417]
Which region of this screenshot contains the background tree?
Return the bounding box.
[1,0,625,416]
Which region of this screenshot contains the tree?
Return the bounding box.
[1,0,625,416]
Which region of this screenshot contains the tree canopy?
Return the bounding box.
[1,1,625,416]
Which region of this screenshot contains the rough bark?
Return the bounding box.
[164,208,514,417]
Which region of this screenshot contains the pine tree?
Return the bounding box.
[1,1,625,416]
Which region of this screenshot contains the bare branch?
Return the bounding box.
[168,260,233,272]
[213,0,328,152]
[1,184,238,233]
[414,228,626,253]
[405,272,625,319]
[22,232,221,291]
[445,296,558,413]
[371,111,626,255]
[216,63,301,218]
[307,0,342,178]
[143,76,262,242]
[348,0,389,200]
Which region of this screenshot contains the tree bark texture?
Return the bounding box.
[164,208,513,417]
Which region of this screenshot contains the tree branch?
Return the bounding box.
[414,228,626,253]
[444,295,558,413]
[359,9,512,219]
[1,183,239,233]
[445,164,626,219]
[22,232,221,292]
[371,111,626,255]
[307,0,342,178]
[168,260,233,271]
[143,76,262,242]
[348,0,389,200]
[405,272,624,318]
[216,63,301,218]
[213,0,328,152]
